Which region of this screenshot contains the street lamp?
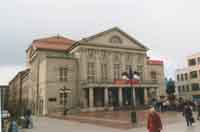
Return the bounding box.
[60,86,71,115]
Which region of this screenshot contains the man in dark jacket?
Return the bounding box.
[197,103,200,120]
[183,104,193,127]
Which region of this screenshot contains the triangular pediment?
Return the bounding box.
[80,27,148,51]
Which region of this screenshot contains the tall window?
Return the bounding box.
[151,71,157,80]
[177,74,180,81]
[59,67,68,82]
[87,62,96,82]
[186,85,190,92]
[184,73,188,80]
[101,64,108,81]
[182,85,185,92]
[190,71,198,79]
[114,64,120,80]
[181,74,184,81]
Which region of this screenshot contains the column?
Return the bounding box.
[132,88,136,106]
[89,88,94,109]
[104,88,109,107]
[118,88,123,107]
[144,88,148,105]
[154,88,158,98]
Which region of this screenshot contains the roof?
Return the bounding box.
[67,27,149,52]
[9,69,30,84]
[81,27,149,50]
[30,36,75,52]
[148,60,164,65]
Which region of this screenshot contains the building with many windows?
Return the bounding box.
[9,27,165,115]
[175,52,200,101]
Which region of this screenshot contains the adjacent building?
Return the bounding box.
[175,52,200,101]
[0,85,9,110]
[9,27,166,115]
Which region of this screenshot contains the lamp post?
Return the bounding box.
[60,86,71,115]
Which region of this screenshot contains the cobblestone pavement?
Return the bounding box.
[22,113,200,132]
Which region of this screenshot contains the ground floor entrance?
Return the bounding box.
[81,86,158,112]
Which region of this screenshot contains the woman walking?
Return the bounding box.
[147,106,163,132]
[197,102,200,120]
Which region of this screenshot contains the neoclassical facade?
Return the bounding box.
[10,27,165,115]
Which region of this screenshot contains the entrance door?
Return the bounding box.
[135,88,145,105]
[122,87,132,106]
[109,88,119,107]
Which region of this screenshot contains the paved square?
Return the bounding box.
[22,112,200,132]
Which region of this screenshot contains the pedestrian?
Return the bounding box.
[147,106,162,132]
[197,102,200,120]
[25,108,33,128]
[182,104,193,127]
[7,113,20,132]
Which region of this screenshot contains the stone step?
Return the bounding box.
[48,114,133,129]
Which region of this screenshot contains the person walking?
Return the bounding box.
[197,102,200,120]
[183,104,193,127]
[7,113,20,132]
[147,106,163,132]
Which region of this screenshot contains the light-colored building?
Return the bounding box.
[175,52,200,101]
[9,27,166,115]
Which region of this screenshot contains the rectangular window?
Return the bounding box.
[87,62,96,82]
[184,73,188,80]
[188,59,196,66]
[59,67,68,82]
[190,71,198,79]
[186,85,190,92]
[191,83,199,91]
[114,64,120,80]
[181,74,184,81]
[101,64,108,81]
[177,74,180,81]
[182,85,185,92]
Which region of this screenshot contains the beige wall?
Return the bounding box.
[46,57,78,114]
[146,63,166,96]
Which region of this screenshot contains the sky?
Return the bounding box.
[1,0,200,85]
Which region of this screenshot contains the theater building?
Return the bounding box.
[10,27,165,115]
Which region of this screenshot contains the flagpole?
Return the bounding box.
[128,66,135,109]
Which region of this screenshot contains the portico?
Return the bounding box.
[81,82,159,112]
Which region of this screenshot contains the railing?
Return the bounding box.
[80,79,158,86]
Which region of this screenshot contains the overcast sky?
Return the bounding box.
[1,0,200,85]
